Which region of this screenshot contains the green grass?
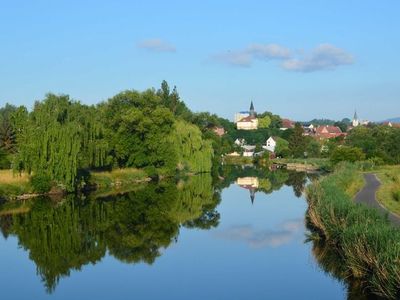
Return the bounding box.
[272,158,331,170]
[89,168,149,189]
[306,163,400,299]
[374,166,400,216]
[0,170,33,200]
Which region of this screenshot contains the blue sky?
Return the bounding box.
[0,0,399,121]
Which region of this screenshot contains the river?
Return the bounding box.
[0,166,373,299]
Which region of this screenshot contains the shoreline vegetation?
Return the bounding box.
[374,166,400,216]
[0,168,152,202]
[306,163,400,299]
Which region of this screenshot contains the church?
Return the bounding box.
[235,101,258,130]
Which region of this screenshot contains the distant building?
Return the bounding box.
[242,145,256,157]
[352,110,360,127]
[237,116,258,130]
[226,151,240,157]
[234,111,250,123]
[212,126,225,137]
[280,119,295,130]
[236,177,259,203]
[314,125,346,140]
[262,136,277,153]
[235,101,258,130]
[234,138,246,146]
[302,124,315,136]
[383,121,400,128]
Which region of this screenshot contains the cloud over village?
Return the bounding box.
[212,43,354,72]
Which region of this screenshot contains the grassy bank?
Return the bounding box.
[374,166,400,216]
[306,163,400,299]
[272,158,330,171]
[0,168,151,202]
[88,168,150,189]
[0,170,33,200]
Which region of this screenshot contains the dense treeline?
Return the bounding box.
[345,125,400,164]
[0,82,216,190]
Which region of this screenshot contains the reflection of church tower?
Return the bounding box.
[352,110,359,127]
[249,188,256,204]
[249,101,255,118]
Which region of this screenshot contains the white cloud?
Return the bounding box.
[247,43,291,60]
[212,43,353,72]
[212,43,291,67]
[137,38,176,52]
[282,44,354,72]
[215,219,303,249]
[212,51,252,67]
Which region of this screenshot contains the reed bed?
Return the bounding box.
[306,163,400,299]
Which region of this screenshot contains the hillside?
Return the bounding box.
[383,117,400,123]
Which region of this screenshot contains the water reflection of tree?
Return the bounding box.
[0,174,220,293]
[285,171,308,197]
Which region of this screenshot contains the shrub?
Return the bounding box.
[31,174,52,193]
[393,190,400,202]
[330,146,365,165]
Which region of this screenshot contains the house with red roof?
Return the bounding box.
[314,125,346,140]
[280,119,295,130]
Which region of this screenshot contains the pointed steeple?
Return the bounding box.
[250,189,256,204]
[249,101,255,117]
[353,110,358,121]
[352,110,359,127]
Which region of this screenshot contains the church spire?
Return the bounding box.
[352,110,359,127]
[249,101,255,117]
[354,110,358,121]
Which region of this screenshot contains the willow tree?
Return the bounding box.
[14,94,107,190]
[173,120,213,173]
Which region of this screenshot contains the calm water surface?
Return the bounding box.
[0,168,363,299]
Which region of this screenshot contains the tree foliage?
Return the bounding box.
[7,82,215,189]
[14,94,107,190]
[330,146,366,165]
[258,115,271,128]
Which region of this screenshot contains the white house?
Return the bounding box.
[234,138,246,146]
[242,145,256,157]
[237,116,258,130]
[262,137,277,153]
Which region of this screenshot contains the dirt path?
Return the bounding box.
[354,173,400,226]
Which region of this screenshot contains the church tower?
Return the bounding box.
[249,101,255,117]
[352,110,359,127]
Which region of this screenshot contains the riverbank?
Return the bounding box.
[373,166,400,215]
[272,158,330,171]
[306,163,400,299]
[0,170,32,201]
[0,168,152,202]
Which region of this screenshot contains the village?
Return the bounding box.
[219,101,399,159]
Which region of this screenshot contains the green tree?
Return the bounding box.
[0,103,18,154]
[330,146,366,165]
[288,123,307,158]
[275,137,290,157]
[14,94,107,190]
[258,115,271,128]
